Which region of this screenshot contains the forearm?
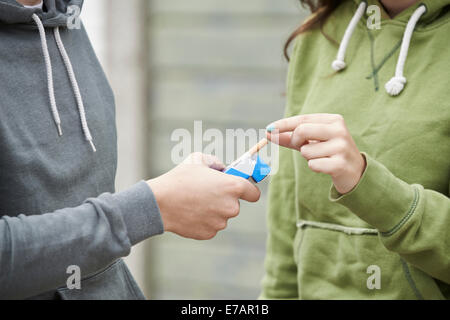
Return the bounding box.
[0,181,163,299]
[330,153,450,283]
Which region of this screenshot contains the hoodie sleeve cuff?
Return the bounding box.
[112,181,164,245]
[329,153,419,234]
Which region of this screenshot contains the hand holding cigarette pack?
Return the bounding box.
[223,138,271,183]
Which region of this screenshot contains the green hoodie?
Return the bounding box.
[261,0,450,299]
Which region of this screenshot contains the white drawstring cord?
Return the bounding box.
[54,27,96,152]
[32,13,63,136]
[32,14,96,152]
[332,1,367,71]
[385,5,427,96]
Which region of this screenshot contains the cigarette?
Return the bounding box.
[223,138,269,172]
[248,138,268,155]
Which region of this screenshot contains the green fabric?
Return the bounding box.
[261,0,450,300]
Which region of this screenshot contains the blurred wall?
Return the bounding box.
[146,0,305,299]
[82,0,307,299]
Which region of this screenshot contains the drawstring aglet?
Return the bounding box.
[57,124,63,136]
[89,140,97,152]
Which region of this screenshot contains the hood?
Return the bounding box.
[0,0,84,27]
[332,0,450,96]
[415,0,450,24]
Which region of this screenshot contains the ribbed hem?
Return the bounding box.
[329,152,418,233]
[112,181,164,245]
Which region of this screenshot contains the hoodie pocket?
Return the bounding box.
[56,259,145,300]
[294,220,444,300]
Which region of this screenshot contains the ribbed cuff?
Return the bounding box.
[112,181,164,245]
[329,153,418,233]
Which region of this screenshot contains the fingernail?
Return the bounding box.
[266,123,275,132]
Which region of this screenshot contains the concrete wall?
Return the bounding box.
[146,0,305,299]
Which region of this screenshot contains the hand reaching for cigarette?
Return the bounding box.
[266,113,366,194]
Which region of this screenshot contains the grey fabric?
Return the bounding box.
[56,259,147,300]
[0,0,164,299]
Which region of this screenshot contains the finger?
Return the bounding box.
[183,152,203,165]
[235,178,261,203]
[300,139,344,160]
[184,152,225,170]
[212,218,228,231]
[291,123,340,149]
[308,156,344,176]
[266,131,293,148]
[201,154,226,171]
[215,198,240,219]
[267,113,343,134]
[228,201,240,218]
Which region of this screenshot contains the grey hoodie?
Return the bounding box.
[0,0,163,299]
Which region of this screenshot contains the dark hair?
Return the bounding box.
[284,0,342,61]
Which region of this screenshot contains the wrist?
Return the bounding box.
[147,177,172,232]
[333,153,367,195]
[329,152,417,233]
